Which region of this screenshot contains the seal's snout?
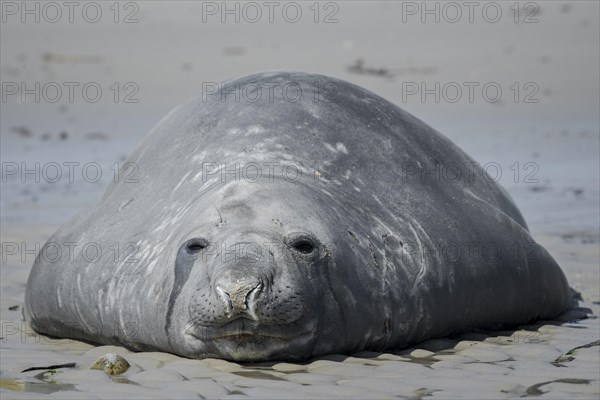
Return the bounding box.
[215,273,263,321]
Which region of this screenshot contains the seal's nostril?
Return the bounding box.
[214,279,263,320]
[216,286,233,316]
[244,283,263,321]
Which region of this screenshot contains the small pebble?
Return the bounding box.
[90,353,130,375]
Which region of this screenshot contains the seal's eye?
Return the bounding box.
[289,237,316,254]
[186,238,208,254]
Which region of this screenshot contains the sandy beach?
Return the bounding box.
[1,1,599,398]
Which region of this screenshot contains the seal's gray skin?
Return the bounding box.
[25,72,572,361]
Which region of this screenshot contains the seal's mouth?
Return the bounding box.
[185,319,312,343]
[182,318,317,361]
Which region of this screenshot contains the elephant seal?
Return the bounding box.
[25,71,572,361]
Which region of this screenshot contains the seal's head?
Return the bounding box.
[166,178,377,361]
